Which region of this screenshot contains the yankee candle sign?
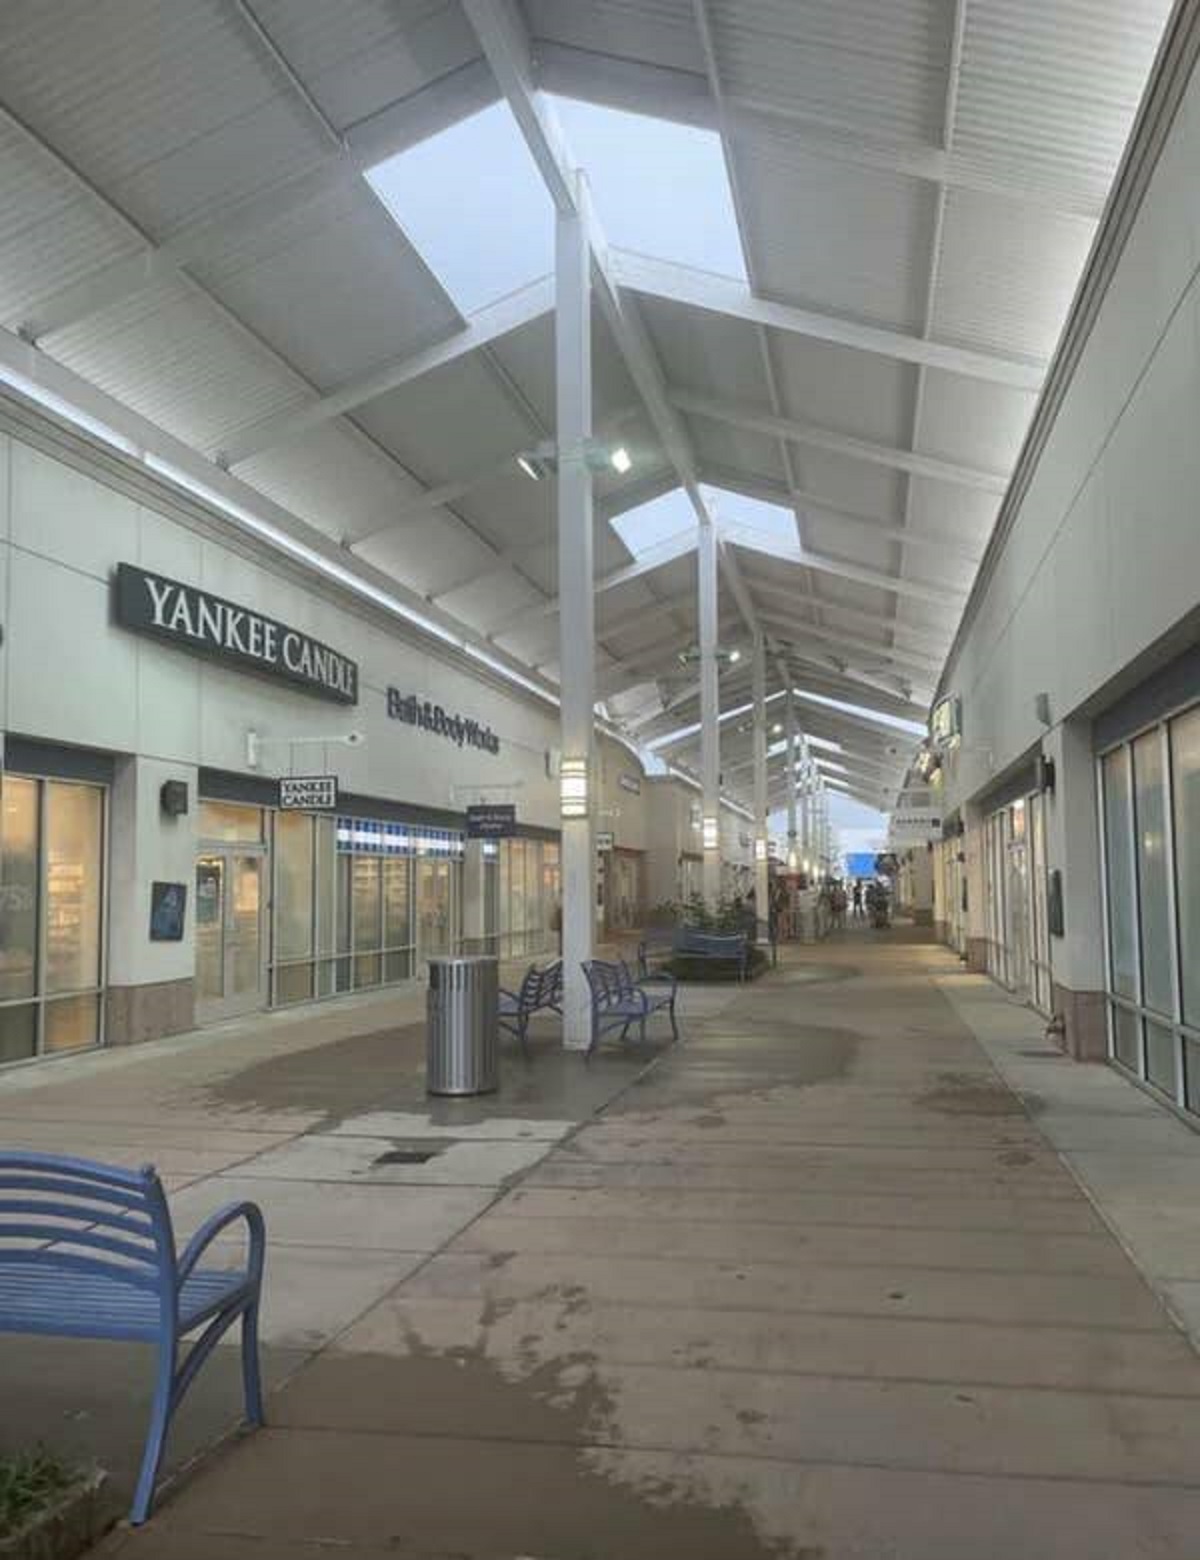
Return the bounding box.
[115,564,358,705]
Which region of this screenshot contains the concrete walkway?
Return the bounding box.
[5,931,1200,1557]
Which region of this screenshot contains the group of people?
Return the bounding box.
[823,879,873,923]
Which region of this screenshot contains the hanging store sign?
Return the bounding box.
[596,830,615,852]
[930,694,962,751]
[385,688,500,754]
[279,775,339,811]
[618,772,642,795]
[114,564,358,705]
[888,807,941,846]
[465,803,516,838]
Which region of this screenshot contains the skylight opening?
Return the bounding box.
[610,487,697,559]
[547,96,747,282]
[705,487,799,553]
[364,102,553,316]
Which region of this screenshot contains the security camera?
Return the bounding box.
[344,731,365,747]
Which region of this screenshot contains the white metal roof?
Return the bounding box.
[0,0,1175,810]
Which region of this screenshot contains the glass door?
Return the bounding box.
[417,858,452,965]
[195,850,265,1021]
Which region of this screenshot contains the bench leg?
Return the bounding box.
[242,1297,265,1426]
[669,999,680,1043]
[131,1335,176,1525]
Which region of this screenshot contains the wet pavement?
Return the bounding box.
[5,930,1200,1557]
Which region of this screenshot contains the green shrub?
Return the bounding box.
[666,945,769,982]
[0,1449,78,1538]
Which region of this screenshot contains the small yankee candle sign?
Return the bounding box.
[114,564,358,705]
[279,776,339,811]
[386,688,500,754]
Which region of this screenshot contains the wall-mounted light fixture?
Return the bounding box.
[754,836,768,863]
[560,757,589,819]
[702,815,719,851]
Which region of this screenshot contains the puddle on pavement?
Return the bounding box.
[916,1070,1027,1117]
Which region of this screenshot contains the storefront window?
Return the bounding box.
[267,812,461,1004]
[1170,708,1200,1028]
[199,801,263,843]
[0,775,104,1065]
[1102,748,1138,1001]
[1101,701,1197,1112]
[1132,731,1174,1018]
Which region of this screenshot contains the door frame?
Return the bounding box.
[194,844,268,1024]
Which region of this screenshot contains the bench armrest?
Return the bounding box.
[177,1200,266,1286]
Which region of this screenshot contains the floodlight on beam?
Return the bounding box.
[517,438,634,482]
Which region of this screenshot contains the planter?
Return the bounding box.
[0,1471,109,1560]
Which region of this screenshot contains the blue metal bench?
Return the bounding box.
[498,959,563,1052]
[582,959,678,1055]
[0,1150,265,1526]
[672,926,750,982]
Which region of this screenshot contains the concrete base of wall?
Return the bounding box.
[966,937,988,973]
[933,919,948,944]
[107,979,195,1047]
[1051,982,1108,1061]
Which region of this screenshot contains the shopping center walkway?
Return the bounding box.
[7,930,1200,1558]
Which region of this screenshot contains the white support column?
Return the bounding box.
[751,632,769,936]
[785,687,799,870]
[698,516,721,904]
[556,189,595,1050]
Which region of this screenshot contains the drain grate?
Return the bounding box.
[373,1144,445,1166]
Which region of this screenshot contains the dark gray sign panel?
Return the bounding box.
[115,563,358,705]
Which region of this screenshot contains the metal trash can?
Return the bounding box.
[426,955,499,1096]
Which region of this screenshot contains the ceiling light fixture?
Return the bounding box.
[610,444,632,475]
[516,453,548,482]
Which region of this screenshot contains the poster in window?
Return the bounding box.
[150,881,187,942]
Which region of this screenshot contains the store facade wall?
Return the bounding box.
[934,56,1200,1066]
[0,425,572,1059]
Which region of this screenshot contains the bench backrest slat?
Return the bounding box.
[0,1152,176,1298]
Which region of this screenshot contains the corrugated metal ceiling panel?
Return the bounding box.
[237,422,424,544]
[524,0,704,78]
[953,0,1174,210]
[0,121,139,327]
[357,353,536,484]
[898,477,1000,550]
[709,0,953,144]
[639,295,768,407]
[249,0,481,131]
[917,368,1035,471]
[49,276,305,452]
[0,0,326,236]
[932,186,1096,362]
[771,334,915,449]
[196,178,459,390]
[736,144,937,331]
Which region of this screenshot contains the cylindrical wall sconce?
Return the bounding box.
[560,756,589,819]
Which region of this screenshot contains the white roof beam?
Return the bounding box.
[723,527,965,607]
[671,389,1009,494]
[532,41,1104,224]
[751,595,943,676]
[700,463,985,567]
[216,276,554,467]
[614,251,1044,391]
